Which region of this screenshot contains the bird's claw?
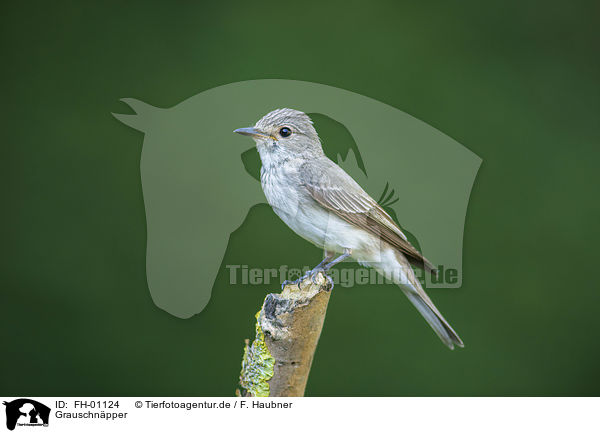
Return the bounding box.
[308,266,335,290]
[281,271,311,289]
[281,267,335,290]
[281,278,301,290]
[309,266,326,284]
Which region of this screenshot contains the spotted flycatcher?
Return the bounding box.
[235,108,463,349]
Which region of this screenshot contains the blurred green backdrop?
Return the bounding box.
[2,0,599,396]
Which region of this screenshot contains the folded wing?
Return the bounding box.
[300,159,436,274]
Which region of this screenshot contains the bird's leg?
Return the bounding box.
[310,251,335,273]
[303,251,335,285]
[323,249,352,271]
[281,250,351,290]
[308,249,352,288]
[281,253,333,289]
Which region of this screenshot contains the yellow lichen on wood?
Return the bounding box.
[238,309,275,397]
[238,273,332,397]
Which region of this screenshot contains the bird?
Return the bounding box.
[234,108,464,349]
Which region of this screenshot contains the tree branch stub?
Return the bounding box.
[238,273,332,397]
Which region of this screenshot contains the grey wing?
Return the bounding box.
[300,159,436,274]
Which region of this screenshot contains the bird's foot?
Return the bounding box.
[281,277,303,290]
[281,266,334,291]
[281,268,314,289]
[306,265,335,290]
[307,264,326,283]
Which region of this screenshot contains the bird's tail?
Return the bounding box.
[371,249,464,349]
[402,288,464,350]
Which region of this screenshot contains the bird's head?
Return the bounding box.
[234,108,322,157]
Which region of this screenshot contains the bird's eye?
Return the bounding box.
[279,127,292,138]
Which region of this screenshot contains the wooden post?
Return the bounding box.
[238,273,332,397]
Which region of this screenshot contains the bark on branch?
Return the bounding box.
[237,273,332,397]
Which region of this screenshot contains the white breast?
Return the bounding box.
[260,164,377,256]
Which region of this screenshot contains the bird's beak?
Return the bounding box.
[234,127,269,139]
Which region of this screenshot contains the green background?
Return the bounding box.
[2,0,599,396]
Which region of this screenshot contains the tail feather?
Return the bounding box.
[370,249,464,349]
[403,289,464,350]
